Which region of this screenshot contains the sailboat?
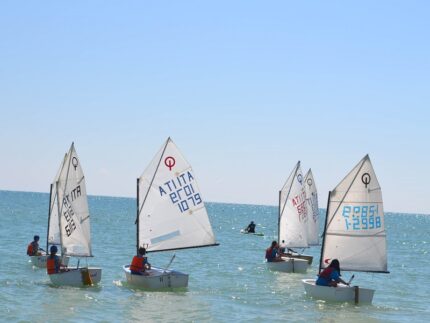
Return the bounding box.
[302,155,389,304]
[48,143,102,287]
[304,169,319,248]
[30,153,70,268]
[123,137,218,289]
[267,161,311,273]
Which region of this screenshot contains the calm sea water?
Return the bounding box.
[0,190,429,322]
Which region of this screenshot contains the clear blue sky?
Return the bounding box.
[1,1,429,214]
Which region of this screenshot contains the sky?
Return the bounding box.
[1,1,429,214]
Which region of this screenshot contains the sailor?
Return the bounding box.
[130,247,151,275]
[316,259,350,287]
[27,235,42,256]
[245,221,256,233]
[279,240,287,254]
[46,246,61,275]
[265,240,283,262]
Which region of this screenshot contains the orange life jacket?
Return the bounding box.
[47,257,57,275]
[27,243,35,256]
[130,256,143,272]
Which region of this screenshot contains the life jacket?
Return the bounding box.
[130,256,143,272]
[265,247,273,260]
[47,256,57,275]
[319,267,335,279]
[27,243,34,256]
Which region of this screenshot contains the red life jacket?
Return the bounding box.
[27,243,34,256]
[130,256,143,272]
[265,247,273,260]
[319,267,335,279]
[47,257,56,275]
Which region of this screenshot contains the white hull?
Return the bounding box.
[302,279,375,304]
[30,254,70,268]
[240,229,264,236]
[281,252,313,265]
[266,257,309,273]
[123,265,189,289]
[49,267,102,287]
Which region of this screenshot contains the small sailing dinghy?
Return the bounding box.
[267,161,311,273]
[302,155,389,304]
[123,137,218,289]
[30,153,70,268]
[48,143,101,287]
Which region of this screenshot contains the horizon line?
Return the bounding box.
[1,189,428,216]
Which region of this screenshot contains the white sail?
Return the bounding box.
[47,153,68,248]
[56,143,92,257]
[138,137,217,252]
[279,161,308,248]
[320,155,388,273]
[304,169,319,246]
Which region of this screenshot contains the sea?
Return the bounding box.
[0,190,429,322]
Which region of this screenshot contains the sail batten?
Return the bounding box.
[138,138,217,253]
[320,155,387,273]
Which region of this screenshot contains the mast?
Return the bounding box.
[318,191,331,274]
[46,183,53,252]
[277,190,281,244]
[278,162,300,246]
[279,161,300,218]
[58,146,72,256]
[136,178,140,254]
[138,138,170,219]
[56,180,64,255]
[136,138,171,254]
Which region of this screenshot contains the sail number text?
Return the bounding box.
[342,205,381,230]
[62,185,82,236]
[292,190,308,222]
[159,171,202,213]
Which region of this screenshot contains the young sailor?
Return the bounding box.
[27,235,42,256]
[316,259,350,287]
[130,247,151,275]
[265,240,283,262]
[46,246,67,275]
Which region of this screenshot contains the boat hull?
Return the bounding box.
[30,254,70,268]
[123,265,189,289]
[282,252,313,265]
[302,279,375,304]
[48,267,102,287]
[266,257,309,273]
[240,229,264,236]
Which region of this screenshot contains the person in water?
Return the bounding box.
[46,245,67,275]
[265,240,283,262]
[245,221,256,233]
[130,247,151,275]
[316,259,350,287]
[27,235,42,256]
